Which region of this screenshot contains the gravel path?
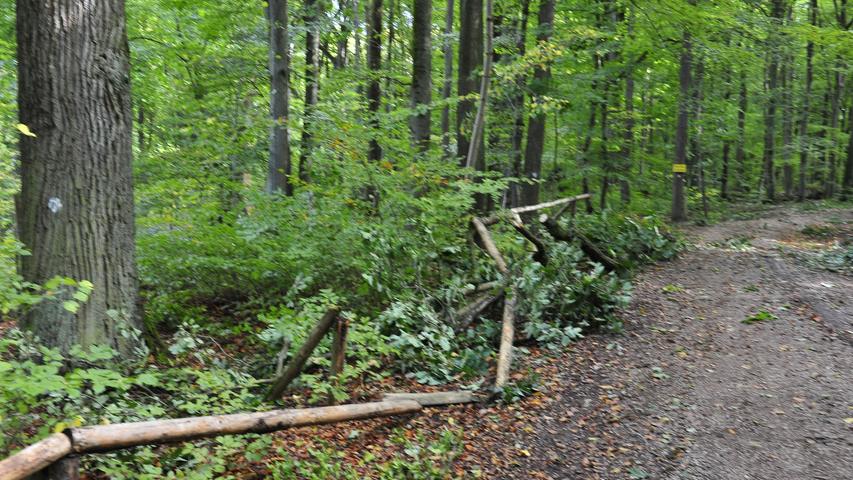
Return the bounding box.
[493,207,852,480]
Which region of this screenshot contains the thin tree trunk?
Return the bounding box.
[464,0,494,171]
[383,0,397,114]
[267,0,293,195]
[736,68,748,192]
[300,0,320,183]
[16,0,141,353]
[672,28,692,222]
[410,0,432,150]
[619,4,636,206]
[762,0,784,202]
[798,0,817,201]
[508,0,531,207]
[520,0,556,206]
[440,0,455,156]
[367,0,383,163]
[457,0,484,170]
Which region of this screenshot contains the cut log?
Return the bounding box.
[494,287,517,391]
[471,217,508,274]
[67,400,421,454]
[381,391,479,406]
[0,433,72,480]
[34,455,80,480]
[509,221,548,265]
[265,307,340,401]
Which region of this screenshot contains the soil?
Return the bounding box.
[463,206,853,479]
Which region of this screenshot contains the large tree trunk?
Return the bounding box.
[520,0,556,206]
[798,0,816,201]
[410,0,432,150]
[367,0,383,162]
[267,0,293,195]
[440,0,455,156]
[300,0,321,183]
[843,96,853,199]
[16,0,140,353]
[671,28,691,221]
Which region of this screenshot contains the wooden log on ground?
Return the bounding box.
[494,287,518,391]
[471,217,508,274]
[0,433,72,480]
[509,221,548,265]
[328,317,350,405]
[265,307,340,401]
[452,290,504,333]
[381,391,479,406]
[542,218,620,271]
[67,400,421,454]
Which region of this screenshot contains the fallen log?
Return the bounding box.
[542,218,620,271]
[471,217,508,274]
[509,220,548,265]
[494,287,518,391]
[381,391,478,406]
[510,193,591,215]
[0,433,72,480]
[452,290,504,333]
[266,307,341,401]
[67,400,422,454]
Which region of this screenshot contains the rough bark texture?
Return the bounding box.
[300,0,320,183]
[620,4,636,206]
[672,29,691,222]
[410,0,432,150]
[440,0,455,155]
[267,0,293,194]
[16,0,141,353]
[520,0,556,207]
[0,433,72,480]
[367,0,383,162]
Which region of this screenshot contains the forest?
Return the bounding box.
[0,0,851,478]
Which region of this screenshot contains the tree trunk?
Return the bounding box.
[825,60,843,198]
[843,96,853,198]
[619,4,636,206]
[463,0,494,172]
[410,0,432,150]
[520,0,556,206]
[300,0,320,183]
[267,0,293,195]
[440,0,455,156]
[508,0,531,207]
[798,0,816,201]
[457,0,483,169]
[736,68,748,192]
[16,0,141,354]
[672,28,691,222]
[367,0,383,162]
[762,0,784,202]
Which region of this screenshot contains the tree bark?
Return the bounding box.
[762,0,785,202]
[464,0,495,172]
[736,67,748,192]
[457,0,484,169]
[267,0,293,195]
[410,0,432,150]
[520,0,556,206]
[620,4,636,206]
[300,0,320,183]
[440,0,455,156]
[508,0,531,207]
[16,0,141,353]
[671,28,691,221]
[798,0,816,201]
[367,0,383,163]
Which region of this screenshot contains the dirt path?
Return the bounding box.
[483,207,852,479]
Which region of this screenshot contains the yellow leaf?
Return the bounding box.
[53,422,67,433]
[844,417,853,424]
[71,416,84,428]
[16,123,37,137]
[519,449,531,457]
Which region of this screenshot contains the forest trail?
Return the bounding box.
[479,206,852,479]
